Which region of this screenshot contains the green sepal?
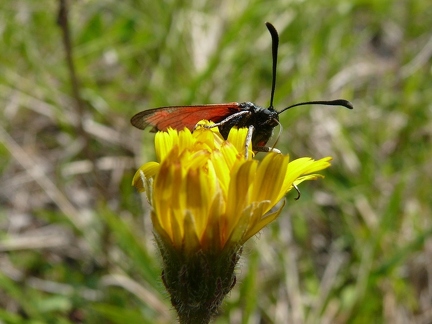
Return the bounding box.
[154,232,241,324]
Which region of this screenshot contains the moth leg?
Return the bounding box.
[193,111,251,131]
[252,146,281,154]
[244,125,254,159]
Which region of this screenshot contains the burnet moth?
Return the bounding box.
[131,22,353,153]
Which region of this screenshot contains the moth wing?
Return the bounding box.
[130,103,241,131]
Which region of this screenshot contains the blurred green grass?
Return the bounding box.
[1,0,431,323]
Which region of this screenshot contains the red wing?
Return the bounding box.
[130,102,241,131]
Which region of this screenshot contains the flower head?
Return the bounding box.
[133,122,331,254]
[133,121,331,323]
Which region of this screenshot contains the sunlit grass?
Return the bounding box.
[1,0,431,323]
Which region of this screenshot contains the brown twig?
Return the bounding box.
[56,0,108,198]
[57,0,86,135]
[57,0,112,267]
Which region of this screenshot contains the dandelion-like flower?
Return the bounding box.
[133,122,331,323]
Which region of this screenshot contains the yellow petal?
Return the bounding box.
[132,162,160,191]
[226,161,256,220]
[242,200,286,243]
[227,127,253,159]
[183,211,201,254]
[135,121,333,254]
[251,153,289,205]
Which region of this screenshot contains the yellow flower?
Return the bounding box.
[133,121,331,254]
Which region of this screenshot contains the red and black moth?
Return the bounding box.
[131,22,353,153]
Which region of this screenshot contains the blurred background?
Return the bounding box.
[1,0,431,323]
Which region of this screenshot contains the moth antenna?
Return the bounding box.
[265,22,279,110]
[278,99,353,115]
